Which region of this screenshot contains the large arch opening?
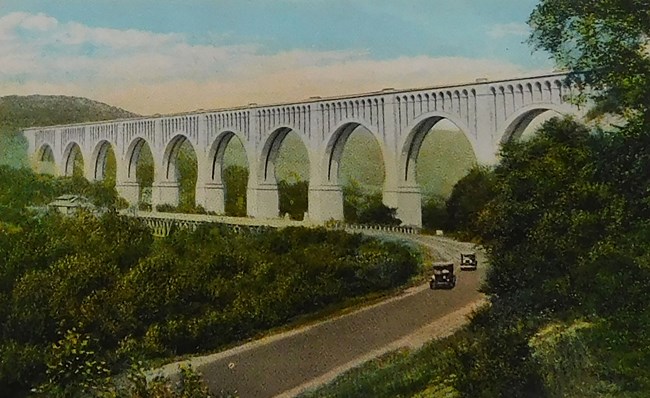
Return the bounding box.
[91,140,117,186]
[327,123,388,224]
[162,135,198,211]
[62,142,84,178]
[259,128,310,220]
[36,144,56,175]
[502,108,566,144]
[208,131,249,216]
[126,138,154,209]
[402,117,477,230]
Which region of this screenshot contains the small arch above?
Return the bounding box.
[90,140,116,181]
[162,134,196,181]
[61,141,84,177]
[501,105,569,144]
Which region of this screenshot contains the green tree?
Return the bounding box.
[343,181,400,226]
[136,144,154,202]
[529,1,650,221]
[177,141,198,210]
[421,195,447,231]
[342,179,364,223]
[357,194,401,226]
[529,0,650,122]
[445,166,495,239]
[223,166,248,216]
[278,180,308,220]
[478,117,623,314]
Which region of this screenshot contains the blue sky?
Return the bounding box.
[0,0,552,114]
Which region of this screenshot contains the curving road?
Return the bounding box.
[156,234,486,398]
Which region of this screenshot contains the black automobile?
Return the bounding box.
[429,262,457,289]
[460,252,478,271]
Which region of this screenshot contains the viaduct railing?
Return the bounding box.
[134,214,272,237]
[130,211,423,238]
[328,221,421,235]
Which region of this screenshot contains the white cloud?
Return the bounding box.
[0,11,542,115]
[488,22,529,39]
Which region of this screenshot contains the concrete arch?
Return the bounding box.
[162,134,197,181]
[399,111,477,184]
[500,103,572,144]
[90,140,116,181]
[35,143,57,175]
[321,120,385,185]
[258,126,310,184]
[207,130,249,183]
[61,141,84,177]
[36,143,56,163]
[124,136,155,180]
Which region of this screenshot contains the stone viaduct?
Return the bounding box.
[22,72,582,227]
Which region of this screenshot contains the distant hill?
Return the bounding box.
[0,95,139,167]
[0,95,138,130]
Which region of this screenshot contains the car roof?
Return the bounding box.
[432,261,454,267]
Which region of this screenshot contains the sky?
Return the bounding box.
[0,0,553,115]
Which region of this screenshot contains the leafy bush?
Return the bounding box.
[421,195,447,231]
[223,166,248,217]
[0,168,420,394]
[278,180,308,220]
[343,181,401,226]
[155,204,176,213]
[444,166,495,239]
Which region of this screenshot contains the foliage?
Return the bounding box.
[278,180,308,220]
[343,180,401,226]
[0,166,126,222]
[34,328,112,397]
[528,320,602,397]
[136,146,154,195]
[223,166,248,216]
[421,195,447,231]
[478,117,625,314]
[0,166,419,395]
[298,334,463,398]
[123,363,222,398]
[176,141,197,210]
[470,115,650,395]
[528,0,650,122]
[444,166,495,240]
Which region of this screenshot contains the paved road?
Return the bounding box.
[158,235,486,398]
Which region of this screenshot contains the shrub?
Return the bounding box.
[155,204,176,213]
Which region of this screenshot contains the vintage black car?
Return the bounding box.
[460,252,478,271]
[429,262,456,289]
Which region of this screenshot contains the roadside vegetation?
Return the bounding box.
[301,1,650,397]
[0,166,420,396]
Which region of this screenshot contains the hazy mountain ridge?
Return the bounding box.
[0,95,139,130]
[0,95,139,167]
